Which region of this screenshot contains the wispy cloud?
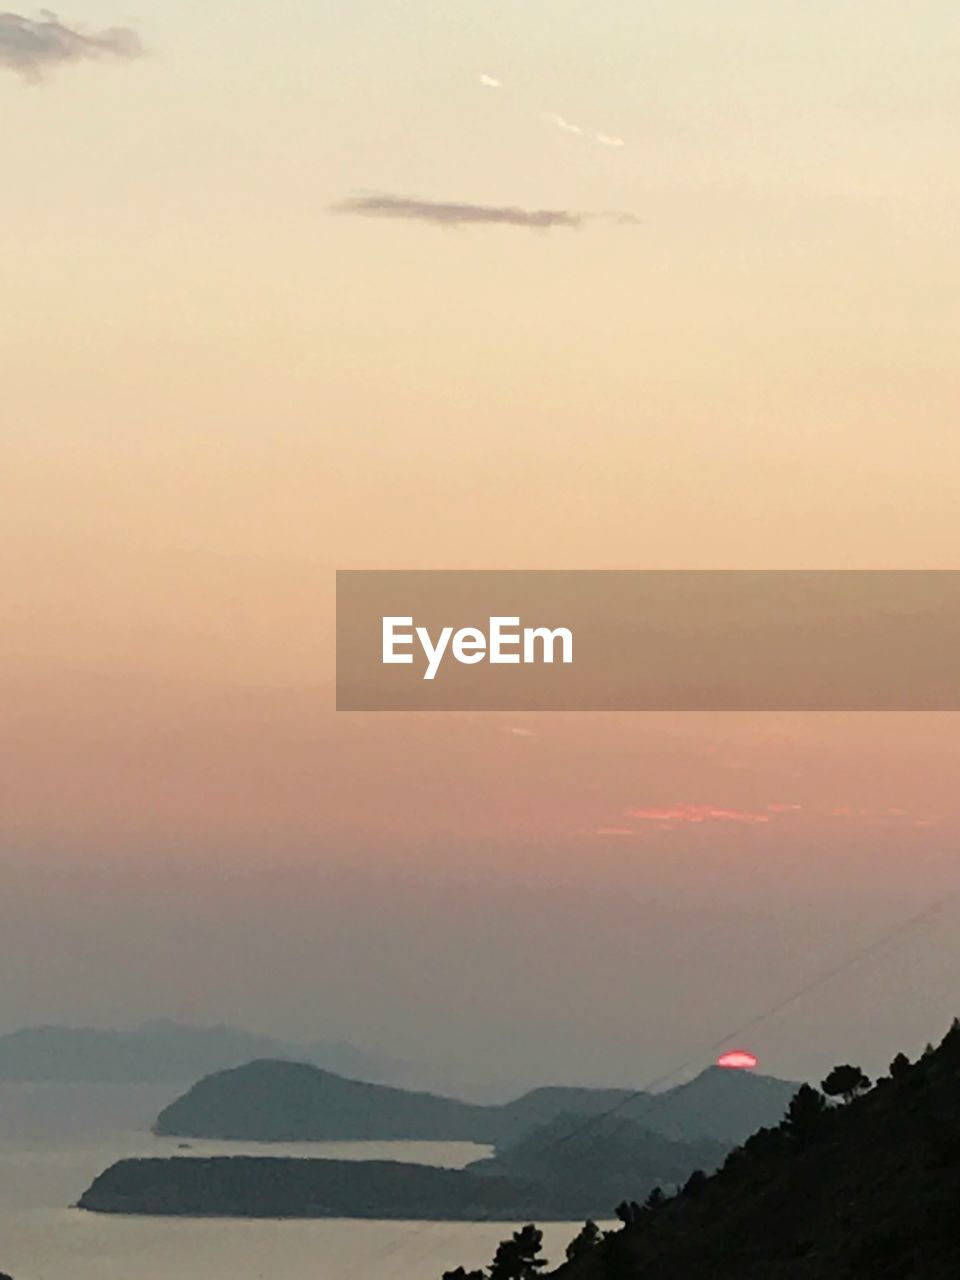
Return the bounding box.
[541,111,625,149]
[475,72,626,149]
[830,806,935,828]
[595,799,935,838]
[541,111,584,138]
[331,193,584,230]
[0,10,142,79]
[626,804,772,828]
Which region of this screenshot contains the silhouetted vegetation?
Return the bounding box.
[642,1186,664,1211]
[782,1082,829,1146]
[489,1225,548,1279]
[596,1231,637,1280]
[524,1019,960,1279]
[888,1051,911,1080]
[614,1201,643,1226]
[820,1063,871,1103]
[565,1222,602,1262]
[443,1226,547,1280]
[439,1020,960,1279]
[681,1168,707,1197]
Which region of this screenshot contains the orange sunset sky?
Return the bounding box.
[2,0,959,1089]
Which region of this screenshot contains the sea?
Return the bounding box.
[0,1084,584,1280]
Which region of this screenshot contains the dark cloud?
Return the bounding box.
[0,11,142,79]
[331,193,584,230]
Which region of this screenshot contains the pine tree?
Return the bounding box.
[821,1064,871,1104]
[566,1220,602,1261]
[889,1052,911,1080]
[783,1083,828,1146]
[682,1169,708,1197]
[488,1225,547,1280]
[599,1231,638,1279]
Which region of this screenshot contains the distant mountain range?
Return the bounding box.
[78,1055,801,1223]
[152,1058,797,1148]
[0,1021,405,1087]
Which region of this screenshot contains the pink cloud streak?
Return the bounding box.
[625,804,771,827]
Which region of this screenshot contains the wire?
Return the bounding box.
[341,882,960,1279]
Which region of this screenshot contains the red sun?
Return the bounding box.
[716,1050,758,1070]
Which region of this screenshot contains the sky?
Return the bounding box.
[2,1,960,1092]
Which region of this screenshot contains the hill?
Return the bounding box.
[498,1069,796,1147]
[546,1021,960,1280]
[0,1021,403,1086]
[153,1059,795,1148]
[153,1059,495,1142]
[474,1114,726,1217]
[637,1066,799,1144]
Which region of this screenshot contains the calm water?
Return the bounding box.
[0,1084,583,1280]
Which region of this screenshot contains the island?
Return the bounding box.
[78,1155,533,1220]
[78,1113,726,1220]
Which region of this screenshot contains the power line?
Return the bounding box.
[343,883,960,1279]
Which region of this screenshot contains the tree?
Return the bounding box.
[889,1052,912,1080]
[682,1169,708,1198]
[566,1221,602,1262]
[783,1084,828,1146]
[939,1017,960,1063]
[742,1125,784,1160]
[599,1231,638,1279]
[442,1270,484,1280]
[615,1200,643,1225]
[643,1186,665,1211]
[488,1225,547,1280]
[821,1064,871,1104]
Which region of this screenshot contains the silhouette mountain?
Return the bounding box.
[152,1059,796,1148]
[634,1066,800,1144]
[498,1069,797,1146]
[154,1059,494,1142]
[550,1021,960,1279]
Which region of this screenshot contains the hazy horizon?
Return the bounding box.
[3,0,960,1101]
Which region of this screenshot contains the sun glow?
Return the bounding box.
[717,1050,759,1070]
